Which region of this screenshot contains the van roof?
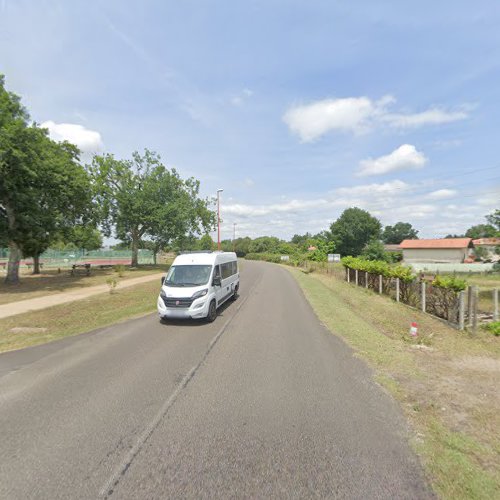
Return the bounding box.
[172,252,237,266]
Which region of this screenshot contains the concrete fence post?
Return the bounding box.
[365,271,368,289]
[378,274,383,294]
[458,291,465,330]
[467,286,473,327]
[347,267,350,283]
[396,278,400,302]
[493,288,499,322]
[355,269,358,286]
[421,281,426,313]
[472,286,479,334]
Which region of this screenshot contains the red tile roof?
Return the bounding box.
[400,238,472,249]
[472,238,500,246]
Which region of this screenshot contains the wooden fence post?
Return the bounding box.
[421,281,426,312]
[355,269,358,286]
[458,290,465,330]
[493,288,499,322]
[396,278,400,302]
[467,286,473,327]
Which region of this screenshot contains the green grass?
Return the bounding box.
[0,263,170,306]
[0,280,160,352]
[288,267,499,500]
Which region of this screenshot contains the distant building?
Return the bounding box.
[472,237,500,261]
[383,244,401,253]
[399,238,474,263]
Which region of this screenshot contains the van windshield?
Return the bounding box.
[165,265,213,287]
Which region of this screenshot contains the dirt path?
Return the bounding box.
[0,273,164,320]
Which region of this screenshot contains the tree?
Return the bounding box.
[362,239,389,261]
[1,75,92,281]
[465,224,498,239]
[66,225,103,252]
[91,150,215,266]
[199,234,215,250]
[330,207,382,257]
[486,209,500,232]
[248,236,281,254]
[383,222,419,244]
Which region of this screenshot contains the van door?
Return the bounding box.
[212,265,225,305]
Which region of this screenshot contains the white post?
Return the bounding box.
[396,278,400,302]
[458,291,465,330]
[493,288,499,322]
[421,281,426,312]
[347,268,350,283]
[355,269,358,286]
[378,274,383,294]
[365,271,368,289]
[472,286,479,334]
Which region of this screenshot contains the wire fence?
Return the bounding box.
[301,261,499,331]
[0,248,154,268]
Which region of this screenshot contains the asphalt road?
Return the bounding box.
[0,260,432,499]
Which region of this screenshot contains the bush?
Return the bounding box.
[483,321,500,336]
[493,262,500,272]
[244,253,281,263]
[431,275,467,292]
[114,264,126,277]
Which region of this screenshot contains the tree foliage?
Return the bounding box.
[465,224,498,239]
[90,150,215,266]
[330,207,382,257]
[382,222,418,244]
[1,75,92,281]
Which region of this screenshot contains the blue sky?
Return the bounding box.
[1,0,499,241]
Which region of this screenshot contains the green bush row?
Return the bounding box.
[431,275,467,292]
[341,256,416,282]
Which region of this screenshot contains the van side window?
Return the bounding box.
[214,265,221,279]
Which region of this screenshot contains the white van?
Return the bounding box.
[158,251,239,322]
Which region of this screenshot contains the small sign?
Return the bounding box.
[328,254,341,263]
[280,255,290,262]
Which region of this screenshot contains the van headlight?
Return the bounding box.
[192,288,208,300]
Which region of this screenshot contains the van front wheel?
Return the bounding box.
[207,300,217,322]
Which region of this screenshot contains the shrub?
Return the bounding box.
[431,275,467,292]
[483,321,500,336]
[114,264,126,277]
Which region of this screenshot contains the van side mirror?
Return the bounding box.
[213,276,221,286]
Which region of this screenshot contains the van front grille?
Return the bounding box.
[163,297,193,308]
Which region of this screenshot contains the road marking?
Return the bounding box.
[99,276,261,498]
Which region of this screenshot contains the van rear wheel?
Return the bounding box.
[207,300,217,322]
[231,284,239,301]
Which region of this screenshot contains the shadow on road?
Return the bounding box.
[159,297,237,328]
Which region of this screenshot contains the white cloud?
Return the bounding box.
[41,121,103,153]
[243,177,255,187]
[230,88,254,106]
[427,189,458,200]
[383,109,468,128]
[283,95,468,141]
[283,96,388,141]
[357,144,427,177]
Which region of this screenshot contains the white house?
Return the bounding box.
[399,238,474,263]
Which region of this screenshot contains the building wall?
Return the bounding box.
[402,248,467,263]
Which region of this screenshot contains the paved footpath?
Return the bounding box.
[0,273,164,320]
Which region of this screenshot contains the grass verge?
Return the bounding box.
[0,280,159,353]
[288,267,499,500]
[0,264,171,306]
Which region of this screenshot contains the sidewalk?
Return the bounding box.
[0,273,164,320]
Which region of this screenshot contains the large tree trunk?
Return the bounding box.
[33,253,41,275]
[5,241,21,284]
[131,233,139,267]
[153,251,157,265]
